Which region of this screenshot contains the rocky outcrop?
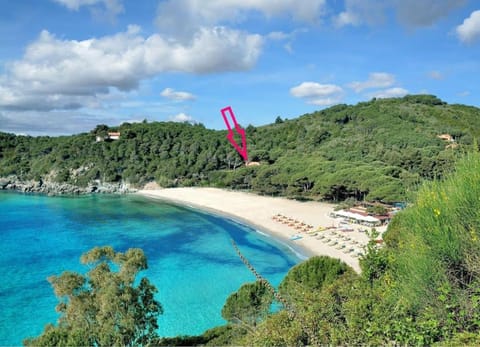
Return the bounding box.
[0,178,10,189]
[0,176,136,195]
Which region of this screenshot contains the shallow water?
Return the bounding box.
[0,192,300,345]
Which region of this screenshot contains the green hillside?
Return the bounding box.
[1,95,479,202]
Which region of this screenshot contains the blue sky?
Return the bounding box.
[0,0,479,135]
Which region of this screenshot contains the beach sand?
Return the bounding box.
[138,187,382,272]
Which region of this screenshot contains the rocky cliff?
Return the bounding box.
[0,176,136,195]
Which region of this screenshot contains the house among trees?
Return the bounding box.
[437,134,458,149]
[96,132,121,142]
[437,134,455,142]
[107,132,121,140]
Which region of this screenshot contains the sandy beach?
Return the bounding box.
[138,187,383,272]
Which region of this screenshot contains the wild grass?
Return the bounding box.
[383,152,480,338]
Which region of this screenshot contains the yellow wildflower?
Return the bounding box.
[433,208,441,217]
[470,229,478,242]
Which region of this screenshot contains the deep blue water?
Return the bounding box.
[0,192,301,345]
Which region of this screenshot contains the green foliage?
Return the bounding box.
[244,258,356,346]
[244,310,306,347]
[156,325,237,346]
[366,205,388,215]
[279,256,351,296]
[24,246,162,346]
[221,281,273,327]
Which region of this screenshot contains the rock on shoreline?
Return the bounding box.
[0,176,136,195]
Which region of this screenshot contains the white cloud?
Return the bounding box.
[266,28,308,53]
[52,0,124,19]
[156,0,326,40]
[394,0,465,27]
[348,72,396,92]
[334,0,465,28]
[266,29,308,41]
[0,26,262,111]
[0,109,129,135]
[169,112,196,123]
[456,10,480,44]
[160,88,196,101]
[334,11,361,27]
[428,70,444,80]
[370,87,409,99]
[267,31,290,40]
[290,82,344,106]
[334,0,387,28]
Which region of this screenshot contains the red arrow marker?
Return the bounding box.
[221,106,248,162]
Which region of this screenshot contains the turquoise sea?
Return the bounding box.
[0,192,301,345]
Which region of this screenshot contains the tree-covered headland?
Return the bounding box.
[2,95,479,202]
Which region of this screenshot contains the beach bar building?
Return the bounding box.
[330,209,381,227]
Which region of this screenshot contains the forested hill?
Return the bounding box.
[1,94,479,202]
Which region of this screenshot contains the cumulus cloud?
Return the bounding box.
[156,0,326,40]
[290,82,344,106]
[456,10,480,44]
[334,0,465,28]
[0,25,262,112]
[160,88,196,101]
[370,87,409,99]
[333,0,387,27]
[169,112,196,123]
[394,0,465,27]
[52,0,124,19]
[348,72,396,92]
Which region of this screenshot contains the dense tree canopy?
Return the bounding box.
[24,247,162,346]
[1,95,479,202]
[221,281,273,327]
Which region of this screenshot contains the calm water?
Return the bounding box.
[0,192,301,345]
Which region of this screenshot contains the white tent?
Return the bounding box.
[331,210,381,225]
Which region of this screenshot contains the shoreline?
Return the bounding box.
[138,188,380,272]
[140,192,314,260]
